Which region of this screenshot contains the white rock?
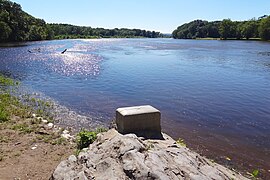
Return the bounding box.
[68,155,77,162]
[82,148,88,152]
[62,129,69,134]
[47,123,54,128]
[42,119,48,123]
[31,144,37,150]
[32,114,36,118]
[61,133,73,140]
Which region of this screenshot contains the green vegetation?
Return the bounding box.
[172,15,270,41]
[0,80,20,122]
[0,0,52,42]
[0,90,54,123]
[173,20,220,39]
[146,142,155,151]
[0,74,107,150]
[0,75,21,122]
[0,0,162,42]
[37,134,67,145]
[1,0,269,41]
[0,75,15,86]
[0,74,70,148]
[76,130,97,150]
[0,107,8,122]
[48,24,163,39]
[0,74,52,125]
[76,128,107,150]
[251,169,259,178]
[176,138,187,147]
[11,123,33,134]
[259,16,270,40]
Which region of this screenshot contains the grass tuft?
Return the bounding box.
[76,127,107,150]
[176,138,187,147]
[0,75,15,86]
[76,130,97,150]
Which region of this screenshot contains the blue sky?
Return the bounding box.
[15,0,270,33]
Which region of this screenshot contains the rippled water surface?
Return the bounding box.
[1,39,270,174]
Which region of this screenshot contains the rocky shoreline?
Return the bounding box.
[51,129,249,180]
[0,75,253,179]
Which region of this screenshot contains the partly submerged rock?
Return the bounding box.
[51,129,249,180]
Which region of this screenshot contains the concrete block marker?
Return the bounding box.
[116,105,161,134]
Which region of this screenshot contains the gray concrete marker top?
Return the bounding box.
[116,105,160,116]
[116,105,161,135]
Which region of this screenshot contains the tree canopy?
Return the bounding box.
[172,16,270,40]
[172,20,220,39]
[0,0,51,42]
[259,16,270,40]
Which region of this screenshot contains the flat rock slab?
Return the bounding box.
[116,105,161,134]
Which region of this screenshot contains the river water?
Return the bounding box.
[1,38,270,176]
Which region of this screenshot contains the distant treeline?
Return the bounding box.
[48,24,162,39]
[0,0,162,42]
[172,15,270,40]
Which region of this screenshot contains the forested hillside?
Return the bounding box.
[0,0,53,41]
[0,0,162,42]
[172,16,270,40]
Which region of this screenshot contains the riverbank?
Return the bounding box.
[2,37,268,178]
[194,37,263,41]
[0,76,251,179]
[0,115,75,179]
[0,74,111,179]
[0,74,76,179]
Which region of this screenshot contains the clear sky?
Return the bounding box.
[14,0,270,33]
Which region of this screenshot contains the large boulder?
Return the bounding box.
[51,129,249,180]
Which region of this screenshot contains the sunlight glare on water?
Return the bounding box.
[49,52,102,76]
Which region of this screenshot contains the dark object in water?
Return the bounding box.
[28,48,41,53]
[61,49,67,54]
[258,52,270,56]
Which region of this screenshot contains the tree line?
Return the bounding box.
[172,15,270,40]
[48,24,162,39]
[1,0,269,42]
[0,0,162,42]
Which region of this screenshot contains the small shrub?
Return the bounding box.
[0,75,15,86]
[76,130,97,150]
[74,149,81,156]
[0,109,9,122]
[176,138,187,147]
[146,142,155,151]
[51,137,67,145]
[95,127,107,133]
[12,123,33,134]
[252,169,259,178]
